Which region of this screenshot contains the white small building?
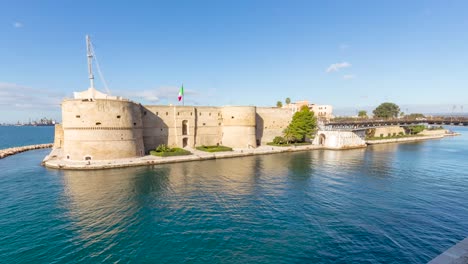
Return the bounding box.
[73,87,123,100]
[283,100,333,120]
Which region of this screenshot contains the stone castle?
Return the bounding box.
[53,87,293,161]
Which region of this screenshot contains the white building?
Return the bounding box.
[283,100,333,120]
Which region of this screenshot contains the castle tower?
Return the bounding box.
[221,106,257,148]
[61,96,145,161]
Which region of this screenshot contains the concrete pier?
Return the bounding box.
[429,238,468,264]
[0,144,53,159]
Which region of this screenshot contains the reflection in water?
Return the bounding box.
[26,128,466,263]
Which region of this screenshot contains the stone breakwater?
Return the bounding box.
[0,144,53,159]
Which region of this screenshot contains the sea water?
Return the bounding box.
[0,126,467,263]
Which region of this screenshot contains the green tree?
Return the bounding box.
[408,125,425,134]
[285,97,291,105]
[283,105,317,142]
[358,110,368,118]
[373,102,400,119]
[407,113,425,119]
[276,101,283,108]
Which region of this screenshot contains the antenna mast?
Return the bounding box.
[86,35,95,89]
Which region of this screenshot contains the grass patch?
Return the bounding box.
[150,147,191,157]
[196,145,233,152]
[266,142,312,147]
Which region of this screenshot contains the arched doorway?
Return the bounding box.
[182,120,188,135]
[319,134,326,146]
[183,137,188,148]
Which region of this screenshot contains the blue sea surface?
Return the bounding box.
[0,127,467,263]
[0,126,54,149]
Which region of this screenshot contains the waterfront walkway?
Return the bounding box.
[429,238,468,264]
[42,144,322,170]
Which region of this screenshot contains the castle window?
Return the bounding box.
[144,111,147,115]
[134,123,137,126]
[84,156,92,161]
[76,115,80,118]
[96,122,101,125]
[66,155,70,159]
[219,123,221,126]
[200,112,202,116]
[190,112,193,116]
[166,112,168,116]
[203,123,206,126]
[177,112,180,116]
[117,115,121,119]
[231,116,234,119]
[209,113,211,116]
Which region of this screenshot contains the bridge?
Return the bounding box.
[314,116,465,150]
[323,117,468,131]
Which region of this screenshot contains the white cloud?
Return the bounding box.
[118,86,200,104]
[339,44,350,50]
[0,82,64,110]
[343,74,356,80]
[326,62,351,73]
[13,22,23,28]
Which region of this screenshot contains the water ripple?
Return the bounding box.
[1,128,468,263]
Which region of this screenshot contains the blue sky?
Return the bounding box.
[1,0,468,122]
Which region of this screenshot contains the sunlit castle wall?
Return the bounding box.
[61,99,145,160]
[221,106,257,148]
[194,107,223,147]
[256,107,293,145]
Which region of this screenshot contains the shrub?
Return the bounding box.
[196,145,233,152]
[272,136,286,145]
[151,145,191,157]
[156,144,171,152]
[408,125,425,135]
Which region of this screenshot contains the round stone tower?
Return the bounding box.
[61,98,144,161]
[221,106,257,148]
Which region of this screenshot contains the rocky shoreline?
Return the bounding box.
[0,144,53,159]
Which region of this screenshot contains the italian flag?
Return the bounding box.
[178,85,184,102]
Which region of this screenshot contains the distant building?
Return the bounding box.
[283,100,333,120]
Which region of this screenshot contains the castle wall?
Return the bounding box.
[193,107,222,146]
[142,106,223,152]
[53,124,64,149]
[221,106,257,148]
[57,99,292,160]
[256,107,292,145]
[373,126,405,137]
[61,99,144,160]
